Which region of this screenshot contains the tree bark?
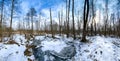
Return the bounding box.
[81,0,89,42]
[0,0,4,42]
[50,8,54,38]
[9,0,14,37]
[72,0,76,39]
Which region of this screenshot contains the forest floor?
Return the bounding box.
[0,34,120,61]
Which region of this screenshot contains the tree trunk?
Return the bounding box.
[0,0,4,42]
[72,0,76,39]
[81,0,89,42]
[31,14,33,35]
[50,8,54,38]
[58,12,61,36]
[9,0,14,37]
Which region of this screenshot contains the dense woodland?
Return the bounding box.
[0,0,120,42]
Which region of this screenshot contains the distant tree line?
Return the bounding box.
[0,0,120,42]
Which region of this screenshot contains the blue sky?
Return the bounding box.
[20,0,85,19]
[21,0,65,15]
[5,0,117,29]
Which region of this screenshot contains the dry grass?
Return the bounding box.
[24,49,32,56]
[5,40,20,46]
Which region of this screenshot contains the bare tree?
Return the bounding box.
[29,7,36,35]
[50,8,54,38]
[9,0,14,37]
[89,0,96,36]
[91,0,96,35]
[58,11,62,35]
[26,12,30,34]
[117,0,120,36]
[60,7,63,36]
[110,13,115,35]
[66,0,68,37]
[72,0,76,39]
[38,12,41,35]
[63,20,67,34]
[44,19,47,34]
[0,0,4,42]
[81,0,89,42]
[66,0,70,38]
[117,12,120,36]
[77,11,81,35]
[98,6,101,35]
[104,0,108,36]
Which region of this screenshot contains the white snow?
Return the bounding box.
[74,36,120,61]
[0,34,34,61]
[37,35,120,61]
[0,34,120,61]
[12,34,27,45]
[35,36,46,40]
[0,44,27,61]
[41,38,67,53]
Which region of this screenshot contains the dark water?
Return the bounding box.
[32,40,76,61]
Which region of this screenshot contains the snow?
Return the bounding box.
[0,34,33,61]
[35,36,46,40]
[41,38,67,53]
[0,34,120,61]
[0,44,27,61]
[12,34,27,45]
[36,35,120,61]
[74,36,120,61]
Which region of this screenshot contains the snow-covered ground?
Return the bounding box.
[0,44,27,61]
[0,34,34,61]
[0,34,120,61]
[75,36,120,61]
